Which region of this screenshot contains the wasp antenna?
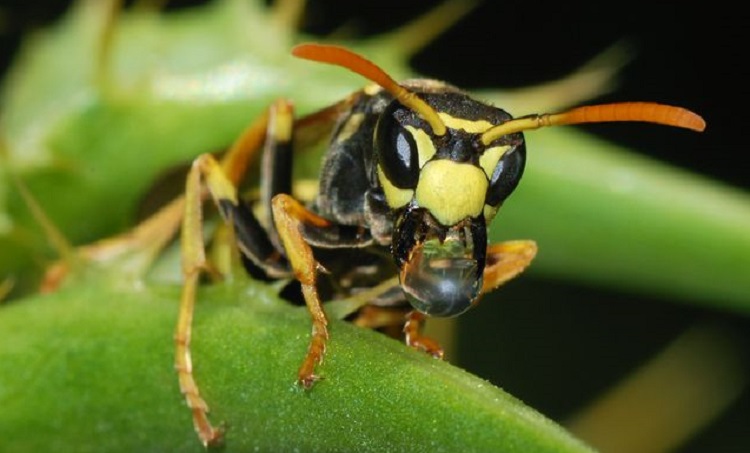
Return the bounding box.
[480,102,706,145]
[292,43,447,136]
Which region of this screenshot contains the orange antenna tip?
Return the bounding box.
[553,103,707,132]
[481,102,706,145]
[292,43,447,136]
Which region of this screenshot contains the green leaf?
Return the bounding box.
[0,279,594,452]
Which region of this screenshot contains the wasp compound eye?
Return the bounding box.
[486,144,526,206]
[400,238,483,317]
[375,103,420,189]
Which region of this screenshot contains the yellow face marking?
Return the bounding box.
[335,112,365,144]
[437,112,494,133]
[479,145,510,178]
[415,160,488,226]
[378,165,414,209]
[405,125,436,167]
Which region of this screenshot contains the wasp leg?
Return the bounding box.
[174,102,293,447]
[176,155,290,446]
[351,305,408,341]
[481,240,538,295]
[353,304,407,329]
[261,100,294,253]
[38,100,273,295]
[271,194,338,388]
[404,310,444,359]
[216,101,296,279]
[175,155,224,447]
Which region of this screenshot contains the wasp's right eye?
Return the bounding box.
[375,103,420,189]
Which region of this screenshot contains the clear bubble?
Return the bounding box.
[401,237,482,317]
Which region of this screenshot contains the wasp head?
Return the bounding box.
[374,93,526,317]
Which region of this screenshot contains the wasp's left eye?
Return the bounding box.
[375,103,420,189]
[486,144,526,206]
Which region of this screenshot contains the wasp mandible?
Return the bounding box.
[173,43,705,446]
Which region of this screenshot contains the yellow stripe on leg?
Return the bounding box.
[195,154,239,205]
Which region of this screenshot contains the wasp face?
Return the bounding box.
[374,93,526,317]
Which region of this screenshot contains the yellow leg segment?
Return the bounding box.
[175,156,224,447]
[271,194,332,389]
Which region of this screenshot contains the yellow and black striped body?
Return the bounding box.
[312,79,527,316]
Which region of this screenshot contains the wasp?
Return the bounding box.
[173,43,705,446]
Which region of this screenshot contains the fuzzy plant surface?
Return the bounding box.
[1,1,748,452]
[0,277,597,452]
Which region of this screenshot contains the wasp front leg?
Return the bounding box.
[271,190,378,388]
[404,310,445,359]
[481,240,538,294]
[271,195,334,388]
